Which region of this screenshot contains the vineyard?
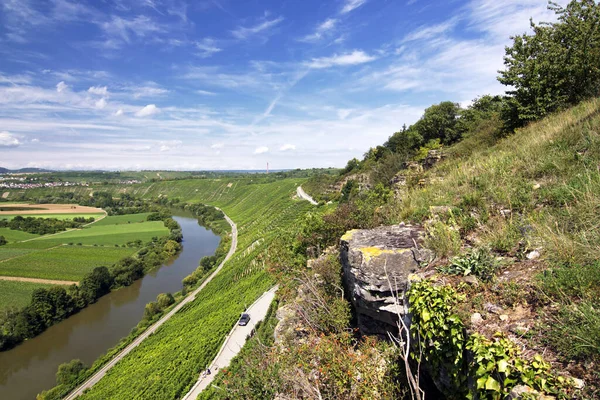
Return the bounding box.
[70,177,313,400]
[0,280,59,311]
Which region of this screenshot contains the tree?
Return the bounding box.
[0,236,6,246]
[413,101,464,144]
[499,0,600,129]
[79,266,112,304]
[56,359,87,385]
[156,293,175,309]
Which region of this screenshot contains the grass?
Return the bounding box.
[36,221,168,246]
[0,227,39,242]
[0,213,105,221]
[0,280,60,311]
[0,248,35,261]
[93,213,151,226]
[0,246,136,281]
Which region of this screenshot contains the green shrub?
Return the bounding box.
[424,220,461,258]
[438,247,499,282]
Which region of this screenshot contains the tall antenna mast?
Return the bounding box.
[266,162,269,174]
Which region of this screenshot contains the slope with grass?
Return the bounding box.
[68,178,313,400]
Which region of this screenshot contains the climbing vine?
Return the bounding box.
[408,280,574,399]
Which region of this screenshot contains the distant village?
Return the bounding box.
[0,175,141,189]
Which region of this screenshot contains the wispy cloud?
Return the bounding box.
[307,50,376,69]
[88,86,109,96]
[231,16,284,40]
[100,15,163,47]
[254,146,269,154]
[340,0,367,14]
[279,144,295,151]
[299,18,338,42]
[195,38,222,58]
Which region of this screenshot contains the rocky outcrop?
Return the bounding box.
[423,149,444,169]
[340,224,434,336]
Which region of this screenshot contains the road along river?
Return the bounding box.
[0,212,220,400]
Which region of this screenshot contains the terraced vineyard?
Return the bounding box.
[68,178,313,400]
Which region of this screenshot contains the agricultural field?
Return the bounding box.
[0,246,136,281]
[0,280,63,312]
[35,221,168,246]
[93,213,151,226]
[77,178,315,400]
[0,227,38,242]
[0,211,169,312]
[0,213,105,221]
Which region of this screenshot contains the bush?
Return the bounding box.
[56,359,87,386]
[438,247,500,282]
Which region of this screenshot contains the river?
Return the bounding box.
[0,213,220,400]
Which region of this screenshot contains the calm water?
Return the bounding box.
[0,213,220,400]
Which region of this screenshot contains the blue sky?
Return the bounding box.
[0,0,567,170]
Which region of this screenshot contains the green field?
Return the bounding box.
[0,280,61,311]
[77,178,314,400]
[93,213,151,226]
[0,248,34,261]
[35,221,168,246]
[0,246,137,281]
[0,213,105,221]
[0,227,39,242]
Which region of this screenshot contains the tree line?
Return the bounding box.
[0,216,94,235]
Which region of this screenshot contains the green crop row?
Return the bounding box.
[0,280,62,311]
[75,178,312,400]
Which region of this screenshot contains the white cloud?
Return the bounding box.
[231,17,284,40]
[211,143,224,149]
[308,50,376,69]
[254,146,269,154]
[127,85,169,99]
[0,131,20,147]
[100,15,163,47]
[135,104,160,117]
[88,86,108,96]
[56,81,68,92]
[159,140,182,152]
[341,0,367,14]
[403,19,458,42]
[195,89,217,96]
[95,98,107,109]
[299,18,338,42]
[115,108,124,116]
[195,38,222,58]
[31,138,39,143]
[279,144,295,151]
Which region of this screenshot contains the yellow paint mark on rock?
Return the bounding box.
[341,229,358,242]
[358,247,409,262]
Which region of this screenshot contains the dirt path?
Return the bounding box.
[64,209,238,400]
[181,285,278,400]
[0,276,78,285]
[297,186,318,205]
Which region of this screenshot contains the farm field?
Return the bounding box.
[0,227,38,242]
[77,178,314,400]
[0,246,136,281]
[0,280,61,312]
[93,213,151,226]
[0,203,104,215]
[35,221,168,246]
[0,213,105,221]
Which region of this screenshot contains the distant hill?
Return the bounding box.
[0,167,53,174]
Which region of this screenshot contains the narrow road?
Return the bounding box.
[64,211,238,400]
[0,276,78,285]
[296,186,318,205]
[181,285,279,400]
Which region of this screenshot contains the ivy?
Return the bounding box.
[408,280,574,399]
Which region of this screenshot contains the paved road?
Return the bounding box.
[64,211,238,400]
[181,285,278,400]
[297,186,318,205]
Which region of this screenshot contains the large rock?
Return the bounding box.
[340,224,434,336]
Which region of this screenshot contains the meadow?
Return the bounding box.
[0,227,38,242]
[0,280,64,311]
[0,246,136,281]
